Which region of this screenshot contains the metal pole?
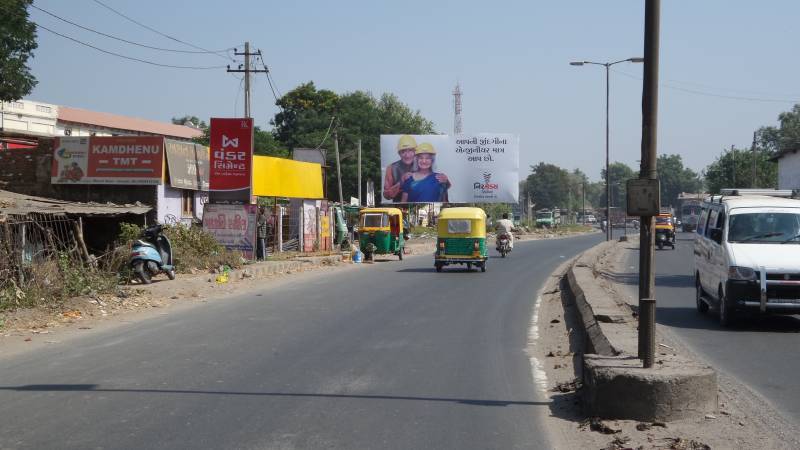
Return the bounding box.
[357,139,362,206]
[606,63,612,241]
[731,144,736,188]
[638,0,660,368]
[244,41,251,118]
[582,182,586,225]
[334,131,344,205]
[751,131,757,188]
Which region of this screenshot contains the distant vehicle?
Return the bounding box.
[677,193,704,232]
[586,215,597,224]
[535,208,560,228]
[694,189,800,326]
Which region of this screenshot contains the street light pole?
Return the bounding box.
[570,57,644,242]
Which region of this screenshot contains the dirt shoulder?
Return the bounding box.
[535,240,800,449]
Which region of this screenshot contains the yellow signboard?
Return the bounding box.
[252,156,324,198]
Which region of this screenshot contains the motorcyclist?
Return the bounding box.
[495,212,515,250]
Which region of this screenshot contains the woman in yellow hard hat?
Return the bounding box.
[400,143,450,202]
[383,135,418,202]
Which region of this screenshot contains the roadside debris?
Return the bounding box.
[552,378,582,393]
[582,417,621,434]
[602,435,633,450]
[664,437,710,450]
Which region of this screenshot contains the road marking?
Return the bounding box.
[528,295,548,393]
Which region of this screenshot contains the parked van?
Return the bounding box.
[694,189,800,326]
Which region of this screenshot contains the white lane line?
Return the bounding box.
[528,295,548,393]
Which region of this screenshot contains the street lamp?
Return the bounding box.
[570,57,643,241]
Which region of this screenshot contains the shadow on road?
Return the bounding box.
[601,272,694,288]
[0,384,548,407]
[656,306,800,333]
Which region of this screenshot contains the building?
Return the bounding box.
[773,147,800,190]
[0,100,208,226]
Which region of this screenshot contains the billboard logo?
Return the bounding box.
[222,135,239,148]
[474,172,499,191]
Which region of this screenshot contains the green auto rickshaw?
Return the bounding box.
[358,207,405,261]
[435,207,488,272]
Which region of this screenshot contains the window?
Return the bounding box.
[447,219,472,234]
[181,190,195,217]
[728,211,800,243]
[697,208,709,235]
[35,105,51,113]
[705,209,718,237]
[9,101,24,109]
[362,213,386,228]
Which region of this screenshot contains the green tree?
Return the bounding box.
[599,162,637,210]
[757,104,800,154]
[526,163,571,210]
[0,0,38,101]
[657,154,703,209]
[703,147,777,194]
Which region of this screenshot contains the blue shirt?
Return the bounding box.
[402,173,447,202]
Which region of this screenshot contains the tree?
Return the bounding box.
[270,83,435,201]
[757,104,800,154]
[703,147,777,194]
[526,163,571,210]
[0,0,38,101]
[599,162,636,211]
[657,154,703,209]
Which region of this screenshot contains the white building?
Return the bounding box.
[774,148,800,190]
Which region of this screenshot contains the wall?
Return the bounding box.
[0,100,58,136]
[778,151,800,190]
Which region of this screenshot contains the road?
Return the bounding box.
[0,233,602,450]
[621,232,800,423]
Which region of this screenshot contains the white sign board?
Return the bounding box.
[380,134,519,204]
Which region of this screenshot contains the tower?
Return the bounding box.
[453,82,463,135]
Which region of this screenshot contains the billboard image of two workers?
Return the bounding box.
[380,134,519,204]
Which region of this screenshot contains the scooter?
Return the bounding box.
[130,224,175,284]
[497,233,512,258]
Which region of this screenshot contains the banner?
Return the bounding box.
[165,140,209,191]
[380,134,519,203]
[202,203,257,259]
[209,118,253,192]
[52,136,164,185]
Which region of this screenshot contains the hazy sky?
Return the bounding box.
[26,0,800,181]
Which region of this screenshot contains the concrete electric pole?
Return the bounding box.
[227,42,268,118]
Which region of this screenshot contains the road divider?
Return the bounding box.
[564,240,717,421]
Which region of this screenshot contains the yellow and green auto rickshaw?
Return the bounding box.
[358,207,405,261]
[435,207,488,272]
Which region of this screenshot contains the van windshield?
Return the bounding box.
[728,212,800,243]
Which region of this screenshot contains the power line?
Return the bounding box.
[612,68,800,104]
[91,0,234,62]
[314,116,336,151]
[34,22,227,70]
[30,3,236,55]
[257,54,282,104]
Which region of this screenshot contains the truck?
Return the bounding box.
[676,193,704,232]
[535,208,561,228]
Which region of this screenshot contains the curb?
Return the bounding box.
[228,255,342,281]
[564,239,718,421]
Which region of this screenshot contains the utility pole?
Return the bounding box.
[227,42,268,118]
[357,140,362,206]
[638,0,660,368]
[731,144,736,188]
[751,132,758,188]
[334,131,344,205]
[582,182,586,225]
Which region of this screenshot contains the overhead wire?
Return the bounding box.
[34,22,227,70]
[90,0,235,62]
[30,3,236,55]
[314,116,336,151]
[612,68,800,104]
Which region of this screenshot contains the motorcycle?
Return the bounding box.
[496,233,511,258]
[130,224,175,284]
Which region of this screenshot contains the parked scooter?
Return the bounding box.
[496,233,512,258]
[130,224,175,284]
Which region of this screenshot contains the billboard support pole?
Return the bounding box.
[334,131,344,205]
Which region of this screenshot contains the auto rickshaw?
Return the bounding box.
[435,207,488,272]
[358,207,406,261]
[655,212,676,250]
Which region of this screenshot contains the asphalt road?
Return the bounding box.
[621,232,800,423]
[0,233,602,450]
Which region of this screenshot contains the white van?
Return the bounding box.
[694,189,800,326]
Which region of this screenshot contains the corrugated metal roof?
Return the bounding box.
[0,189,151,217]
[58,106,203,140]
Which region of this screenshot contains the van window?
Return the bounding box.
[716,212,726,231]
[697,208,709,235]
[705,209,718,237]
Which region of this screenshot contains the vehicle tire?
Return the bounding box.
[657,242,663,250]
[719,287,735,327]
[695,275,708,314]
[133,261,151,284]
[435,263,443,273]
[501,249,506,258]
[466,262,472,270]
[480,262,486,272]
[398,249,403,261]
[167,269,176,280]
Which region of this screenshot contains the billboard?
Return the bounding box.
[380,134,519,203]
[52,136,164,185]
[202,203,257,259]
[165,140,209,191]
[209,118,253,192]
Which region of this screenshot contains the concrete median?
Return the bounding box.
[564,239,717,421]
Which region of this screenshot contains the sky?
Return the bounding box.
[24,0,800,181]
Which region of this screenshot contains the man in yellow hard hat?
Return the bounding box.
[383,135,418,202]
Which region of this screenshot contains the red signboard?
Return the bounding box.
[209,118,253,191]
[52,136,164,185]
